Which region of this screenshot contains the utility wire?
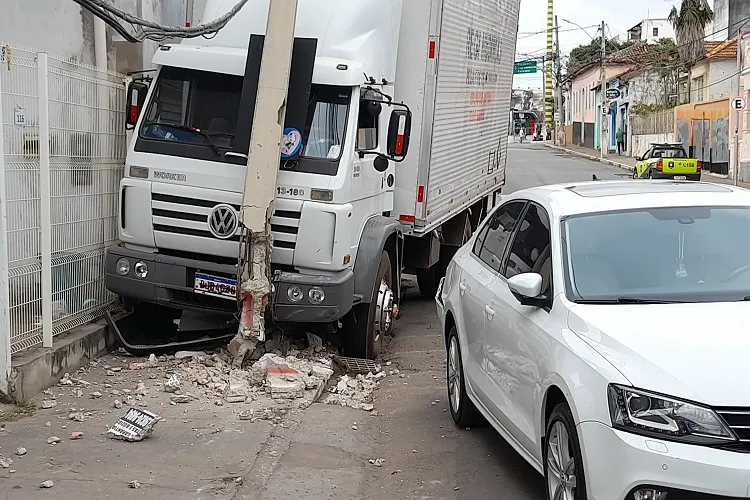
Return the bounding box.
[71,0,250,42]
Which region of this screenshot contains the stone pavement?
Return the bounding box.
[544,143,750,190]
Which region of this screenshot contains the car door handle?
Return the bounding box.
[459,281,466,295]
[485,305,495,320]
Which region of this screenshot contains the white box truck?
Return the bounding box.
[106,0,520,359]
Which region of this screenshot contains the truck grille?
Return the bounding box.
[150,192,301,266]
[714,407,750,452]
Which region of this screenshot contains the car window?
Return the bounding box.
[474,201,526,272]
[653,147,686,158]
[504,204,552,294]
[642,149,651,160]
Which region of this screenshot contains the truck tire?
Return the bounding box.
[416,264,441,299]
[343,250,394,359]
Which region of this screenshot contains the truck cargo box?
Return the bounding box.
[393,0,518,234]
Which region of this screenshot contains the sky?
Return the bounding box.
[512,0,680,89]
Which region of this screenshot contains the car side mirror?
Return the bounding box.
[387,109,412,161]
[507,273,548,307]
[126,81,149,127]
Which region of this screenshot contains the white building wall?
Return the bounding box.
[0,0,188,74]
[708,59,737,100]
[641,19,674,43]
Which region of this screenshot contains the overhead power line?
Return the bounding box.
[71,0,250,42]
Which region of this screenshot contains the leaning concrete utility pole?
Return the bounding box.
[230,0,298,363]
[599,20,607,159]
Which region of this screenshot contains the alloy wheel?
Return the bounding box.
[547,421,578,500]
[448,336,461,413]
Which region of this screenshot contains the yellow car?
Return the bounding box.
[632,143,702,181]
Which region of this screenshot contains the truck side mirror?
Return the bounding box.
[387,109,411,161]
[126,81,149,127]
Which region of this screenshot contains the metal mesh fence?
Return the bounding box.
[1,44,126,353]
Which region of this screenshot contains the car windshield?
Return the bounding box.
[651,147,686,158]
[563,206,750,303]
[139,66,349,160]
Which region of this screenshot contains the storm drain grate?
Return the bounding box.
[333,356,379,374]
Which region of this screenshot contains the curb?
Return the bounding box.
[544,143,635,172]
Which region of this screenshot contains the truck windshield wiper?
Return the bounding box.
[575,297,687,304]
[144,122,221,155]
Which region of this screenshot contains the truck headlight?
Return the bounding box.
[133,261,149,279]
[116,258,130,276]
[308,287,325,304]
[608,384,735,445]
[287,286,303,303]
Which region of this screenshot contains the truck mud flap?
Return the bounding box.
[105,310,236,357]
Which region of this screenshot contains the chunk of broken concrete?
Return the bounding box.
[170,394,191,404]
[40,399,57,409]
[47,436,62,445]
[164,374,180,393]
[265,366,306,400]
[40,480,54,488]
[175,350,206,361]
[224,369,252,403]
[15,448,26,456]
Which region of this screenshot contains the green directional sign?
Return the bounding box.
[513,60,537,74]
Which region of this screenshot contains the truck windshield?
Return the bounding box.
[138,66,349,163]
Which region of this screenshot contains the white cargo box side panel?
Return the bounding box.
[392,0,437,232]
[422,0,520,230]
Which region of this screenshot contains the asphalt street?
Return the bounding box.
[253,143,628,500]
[0,143,626,500]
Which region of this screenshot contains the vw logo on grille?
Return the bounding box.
[208,204,239,240]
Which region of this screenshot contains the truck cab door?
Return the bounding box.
[352,91,393,206]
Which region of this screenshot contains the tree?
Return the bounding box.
[669,0,714,100]
[565,37,633,78]
[669,0,715,63]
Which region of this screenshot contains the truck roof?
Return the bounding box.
[175,0,402,83]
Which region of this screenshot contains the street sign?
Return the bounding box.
[513,60,537,74]
[731,97,746,111]
[605,88,621,100]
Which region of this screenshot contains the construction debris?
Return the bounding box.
[47,436,62,445]
[128,480,142,489]
[40,480,54,489]
[15,447,26,456]
[106,408,159,442]
[40,399,57,409]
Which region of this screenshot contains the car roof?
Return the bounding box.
[506,180,750,217]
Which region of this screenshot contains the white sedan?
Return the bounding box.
[435,180,750,500]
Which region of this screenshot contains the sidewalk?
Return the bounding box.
[545,143,750,190]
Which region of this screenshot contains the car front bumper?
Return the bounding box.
[579,421,750,500]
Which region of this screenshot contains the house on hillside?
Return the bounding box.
[626,18,675,44]
[690,39,738,102]
[568,43,661,151]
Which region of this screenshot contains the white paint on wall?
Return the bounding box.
[631,133,675,157]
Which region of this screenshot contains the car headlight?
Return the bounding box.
[608,384,736,445]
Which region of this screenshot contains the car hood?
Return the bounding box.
[567,302,750,407]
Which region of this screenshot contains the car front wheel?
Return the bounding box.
[447,326,484,427]
[544,402,588,500]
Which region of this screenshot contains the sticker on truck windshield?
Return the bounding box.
[281,127,302,158]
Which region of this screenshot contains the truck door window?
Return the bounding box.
[301,86,349,160]
[139,66,242,150]
[356,90,379,151]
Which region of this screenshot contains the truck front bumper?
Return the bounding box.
[104,244,355,323]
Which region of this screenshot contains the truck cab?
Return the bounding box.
[106,0,410,358]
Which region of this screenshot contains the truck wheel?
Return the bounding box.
[343,251,394,359]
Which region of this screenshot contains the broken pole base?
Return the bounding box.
[231,232,273,367]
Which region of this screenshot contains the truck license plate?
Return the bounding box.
[674,175,687,180]
[194,273,236,300]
